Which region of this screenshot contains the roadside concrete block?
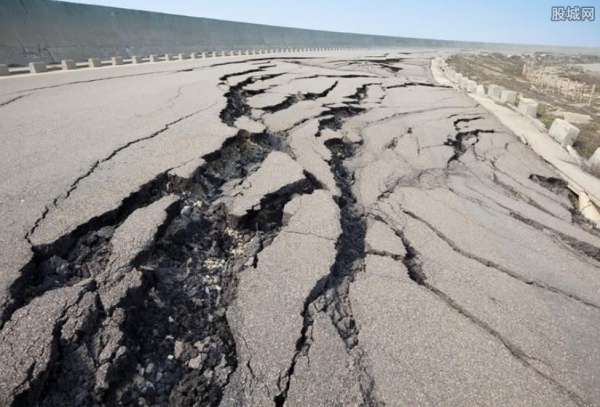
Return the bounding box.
[61,59,76,70]
[0,64,9,76]
[190,52,198,59]
[29,62,47,73]
[244,50,249,55]
[500,90,517,104]
[164,54,174,61]
[587,148,600,173]
[211,52,216,57]
[131,55,143,64]
[221,51,227,57]
[178,53,186,60]
[149,54,160,62]
[88,58,101,67]
[475,84,486,95]
[487,84,503,101]
[201,52,206,58]
[548,118,580,147]
[467,80,477,93]
[112,57,123,66]
[518,98,538,118]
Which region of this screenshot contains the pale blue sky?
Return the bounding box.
[62,0,600,47]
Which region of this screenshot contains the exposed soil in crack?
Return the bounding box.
[386,82,450,89]
[6,67,320,406]
[261,81,340,115]
[529,174,571,196]
[273,113,375,406]
[220,71,286,126]
[445,117,494,164]
[11,127,311,407]
[261,95,299,114]
[529,175,600,238]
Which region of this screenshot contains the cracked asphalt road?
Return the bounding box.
[1,50,600,406]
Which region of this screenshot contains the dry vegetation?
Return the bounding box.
[447,53,600,158]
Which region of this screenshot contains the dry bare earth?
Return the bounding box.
[1,51,600,406]
[447,53,600,158]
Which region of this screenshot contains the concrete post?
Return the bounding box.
[548,118,580,148]
[201,52,206,58]
[131,56,143,64]
[587,148,600,173]
[190,52,198,59]
[0,64,9,76]
[487,84,503,101]
[518,98,539,118]
[211,51,216,57]
[149,54,160,62]
[475,84,486,95]
[61,59,76,70]
[112,57,123,66]
[88,58,101,68]
[466,80,477,93]
[178,53,187,60]
[221,51,227,57]
[500,90,517,105]
[29,62,47,73]
[164,54,174,61]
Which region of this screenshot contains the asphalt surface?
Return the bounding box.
[1,50,600,406]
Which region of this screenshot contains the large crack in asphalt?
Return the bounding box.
[0,94,28,107]
[375,219,591,407]
[401,210,600,310]
[3,68,322,406]
[273,104,378,407]
[527,173,600,235]
[510,211,600,266]
[260,80,340,114]
[445,117,494,165]
[219,71,286,126]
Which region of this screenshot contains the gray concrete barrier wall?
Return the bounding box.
[1,0,599,66]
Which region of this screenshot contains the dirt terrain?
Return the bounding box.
[447,53,600,158]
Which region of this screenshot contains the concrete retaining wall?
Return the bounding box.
[2,0,600,66]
